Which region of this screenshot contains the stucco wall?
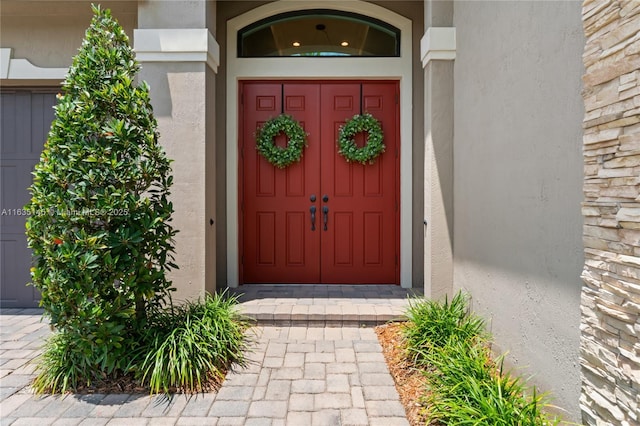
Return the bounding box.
[138,0,206,29]
[423,0,455,301]
[135,0,217,303]
[452,1,584,419]
[205,64,217,296]
[0,1,136,69]
[139,62,209,303]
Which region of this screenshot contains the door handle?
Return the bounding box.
[322,205,329,231]
[310,205,317,231]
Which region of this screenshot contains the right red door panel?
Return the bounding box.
[319,83,398,283]
[241,81,399,284]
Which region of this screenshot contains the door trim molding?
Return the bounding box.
[226,1,413,288]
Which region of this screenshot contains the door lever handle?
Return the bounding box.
[322,205,329,231]
[310,205,317,231]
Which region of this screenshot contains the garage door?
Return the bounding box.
[1,90,57,308]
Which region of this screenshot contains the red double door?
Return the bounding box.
[240,81,399,284]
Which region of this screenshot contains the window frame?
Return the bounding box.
[237,9,401,58]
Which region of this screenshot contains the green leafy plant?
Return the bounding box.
[337,112,385,164]
[403,292,561,424]
[255,114,308,168]
[26,5,177,391]
[133,291,253,394]
[32,331,89,393]
[404,291,485,364]
[422,339,560,425]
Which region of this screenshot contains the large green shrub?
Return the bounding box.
[26,5,176,389]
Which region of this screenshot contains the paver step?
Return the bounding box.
[238,304,408,326]
[229,284,421,326]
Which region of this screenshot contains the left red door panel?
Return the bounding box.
[241,83,321,283]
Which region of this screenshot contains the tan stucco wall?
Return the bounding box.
[0,1,136,69]
[136,1,218,302]
[423,0,454,301]
[138,0,206,29]
[138,62,210,302]
[452,1,585,419]
[423,59,454,301]
[205,65,217,296]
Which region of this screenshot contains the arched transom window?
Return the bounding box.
[238,9,400,57]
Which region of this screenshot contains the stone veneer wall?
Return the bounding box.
[580,0,640,424]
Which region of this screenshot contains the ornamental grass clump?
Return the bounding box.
[404,291,485,364]
[404,292,561,425]
[422,339,560,425]
[26,5,176,392]
[133,291,253,394]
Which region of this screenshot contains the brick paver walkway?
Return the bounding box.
[1,286,416,425]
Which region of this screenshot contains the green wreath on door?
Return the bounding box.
[256,114,307,169]
[337,113,385,165]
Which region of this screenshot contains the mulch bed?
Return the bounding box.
[375,322,433,426]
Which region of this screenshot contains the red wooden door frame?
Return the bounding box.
[239,80,400,284]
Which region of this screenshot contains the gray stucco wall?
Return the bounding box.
[452,1,584,419]
[138,0,206,29]
[0,1,136,69]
